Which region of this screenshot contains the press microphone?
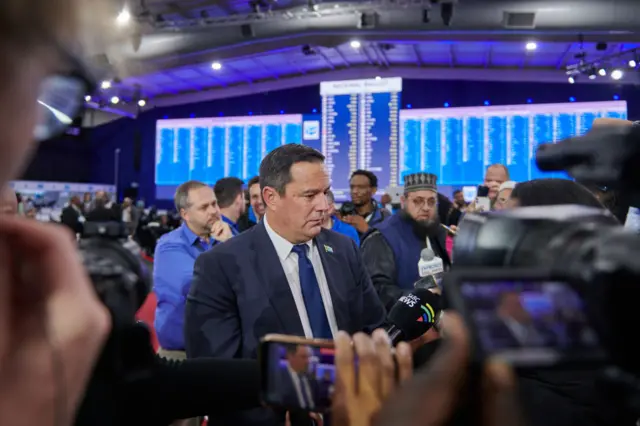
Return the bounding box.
[386,288,442,345]
[418,248,444,285]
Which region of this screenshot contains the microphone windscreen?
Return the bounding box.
[420,248,435,261]
[387,289,442,342]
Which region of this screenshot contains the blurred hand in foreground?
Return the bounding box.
[332,329,413,426]
[373,313,525,426]
[0,217,111,426]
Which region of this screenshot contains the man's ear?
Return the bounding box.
[262,186,279,209]
[400,194,406,209]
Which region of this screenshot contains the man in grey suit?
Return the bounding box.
[185,144,386,425]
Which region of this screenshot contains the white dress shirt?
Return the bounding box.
[263,214,338,338]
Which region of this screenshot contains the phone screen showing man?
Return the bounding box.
[460,280,606,367]
[265,343,335,412]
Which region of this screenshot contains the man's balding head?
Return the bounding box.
[0,186,18,215]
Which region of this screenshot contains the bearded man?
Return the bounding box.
[361,173,451,310]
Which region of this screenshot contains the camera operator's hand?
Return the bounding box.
[332,329,413,426]
[373,313,524,426]
[211,220,233,242]
[0,217,111,426]
[342,215,369,234]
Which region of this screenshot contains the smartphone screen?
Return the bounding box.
[476,185,491,211]
[476,185,490,197]
[459,280,606,366]
[262,341,336,412]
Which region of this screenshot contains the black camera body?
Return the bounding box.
[339,201,357,216]
[448,123,640,414]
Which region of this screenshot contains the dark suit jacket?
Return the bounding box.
[60,205,83,235]
[185,222,386,360]
[278,368,320,411]
[86,206,120,222]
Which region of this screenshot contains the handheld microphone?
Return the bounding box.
[418,248,444,285]
[386,288,442,345]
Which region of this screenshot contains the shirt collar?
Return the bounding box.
[263,214,313,262]
[181,222,207,246]
[222,215,238,230]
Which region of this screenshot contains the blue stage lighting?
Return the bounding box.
[444,102,450,107]
[280,110,284,114]
[219,112,224,116]
[484,100,490,106]
[249,111,253,115]
[190,113,196,118]
[527,98,533,103]
[613,94,620,100]
[569,97,575,102]
[407,104,412,109]
[312,108,317,113]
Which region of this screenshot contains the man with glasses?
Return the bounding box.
[361,173,451,310]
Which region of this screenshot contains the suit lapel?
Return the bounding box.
[314,231,350,331]
[252,222,305,336]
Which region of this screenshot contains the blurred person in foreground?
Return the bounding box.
[0,0,113,424]
[0,186,18,215]
[499,178,633,426]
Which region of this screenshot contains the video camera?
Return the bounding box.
[445,123,640,412]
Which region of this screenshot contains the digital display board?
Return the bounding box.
[399,101,627,185]
[320,77,402,200]
[154,114,323,199]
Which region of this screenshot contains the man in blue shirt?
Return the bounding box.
[214,177,246,235]
[154,180,233,357]
[323,190,360,245]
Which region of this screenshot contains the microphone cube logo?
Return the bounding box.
[303,120,320,140]
[417,304,436,324]
[399,294,420,308]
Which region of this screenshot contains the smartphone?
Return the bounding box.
[443,269,607,369]
[259,334,336,413]
[476,185,491,212]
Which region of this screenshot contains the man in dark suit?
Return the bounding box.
[185,144,385,425]
[485,291,557,350]
[60,195,84,235]
[277,345,319,411]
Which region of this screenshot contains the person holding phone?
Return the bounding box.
[0,1,114,424]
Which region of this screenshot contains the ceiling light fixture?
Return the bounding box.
[375,76,381,80]
[350,40,361,49]
[568,76,576,84]
[85,95,92,102]
[525,42,537,51]
[111,96,120,104]
[138,99,146,107]
[101,80,111,89]
[611,69,623,80]
[598,68,607,76]
[629,59,637,68]
[116,8,131,26]
[211,62,222,70]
